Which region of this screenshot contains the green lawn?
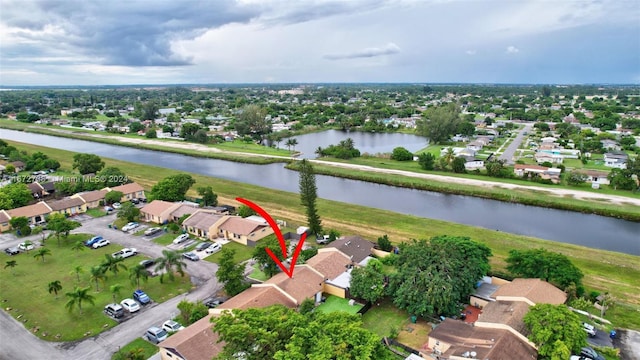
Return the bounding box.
[316,295,363,315]
[112,338,158,360]
[361,298,409,338]
[0,233,192,341]
[153,233,178,246]
[86,208,109,218]
[211,140,293,157]
[249,263,269,281]
[204,241,255,264]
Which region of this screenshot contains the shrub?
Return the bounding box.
[390,147,413,161]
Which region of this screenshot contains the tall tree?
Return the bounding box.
[110,283,124,304]
[71,265,83,283]
[33,248,51,262]
[350,259,386,303]
[71,240,86,255]
[524,304,586,358]
[150,174,195,202]
[506,248,583,291]
[154,250,187,283]
[388,236,491,317]
[253,236,288,278]
[234,104,270,140]
[298,159,322,235]
[97,167,129,187]
[72,153,105,174]
[415,103,461,144]
[197,186,218,207]
[216,248,249,296]
[100,254,128,277]
[65,286,96,314]
[142,101,159,121]
[89,265,107,291]
[104,191,124,204]
[117,202,140,222]
[1,183,32,209]
[46,213,81,245]
[48,280,62,298]
[129,264,149,288]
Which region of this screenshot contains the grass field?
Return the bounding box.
[5,140,640,330]
[111,338,158,360]
[0,233,192,341]
[316,295,363,315]
[248,263,269,281]
[204,241,255,264]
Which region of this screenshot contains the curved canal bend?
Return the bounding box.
[1,129,639,255]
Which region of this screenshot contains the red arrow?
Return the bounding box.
[236,197,307,278]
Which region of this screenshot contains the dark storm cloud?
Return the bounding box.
[324,43,401,60]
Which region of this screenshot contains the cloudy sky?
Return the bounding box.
[1,0,638,86]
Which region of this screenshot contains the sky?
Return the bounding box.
[0,0,639,86]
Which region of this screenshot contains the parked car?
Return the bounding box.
[204,242,222,254]
[112,202,122,209]
[104,206,114,212]
[120,298,140,313]
[162,320,185,333]
[316,234,330,245]
[133,289,151,305]
[4,247,20,256]
[18,242,34,251]
[580,347,605,360]
[130,198,140,205]
[144,227,162,236]
[583,322,597,337]
[92,238,111,249]
[85,236,104,247]
[112,248,137,259]
[182,252,199,261]
[145,326,168,344]
[121,222,140,232]
[204,298,225,308]
[173,233,189,245]
[104,303,124,318]
[570,356,589,360]
[138,198,148,203]
[139,259,155,268]
[195,242,212,252]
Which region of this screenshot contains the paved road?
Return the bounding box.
[0,214,221,360]
[616,329,640,360]
[498,123,533,164]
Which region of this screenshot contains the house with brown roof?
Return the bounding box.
[109,182,145,202]
[263,265,324,305]
[158,314,224,360]
[182,211,224,239]
[326,235,375,265]
[513,164,561,184]
[215,216,273,246]
[140,200,179,224]
[577,169,611,186]
[305,248,353,298]
[46,197,87,216]
[169,203,200,223]
[211,285,298,315]
[426,319,537,360]
[492,278,567,305]
[72,189,108,208]
[0,210,12,233]
[7,202,52,225]
[27,182,46,199]
[10,161,25,172]
[474,300,536,348]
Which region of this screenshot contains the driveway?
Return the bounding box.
[0,214,222,360]
[498,123,533,165]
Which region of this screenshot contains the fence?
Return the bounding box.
[384,337,421,355]
[357,301,372,315]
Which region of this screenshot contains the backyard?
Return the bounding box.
[361,298,432,350]
[316,295,363,315]
[0,233,191,341]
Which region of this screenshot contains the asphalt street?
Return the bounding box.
[0,213,221,360]
[498,123,533,164]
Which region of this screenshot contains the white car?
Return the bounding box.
[112,248,138,259]
[162,320,185,333]
[18,242,35,251]
[112,202,122,209]
[204,242,222,254]
[120,298,140,313]
[173,233,189,245]
[121,222,139,232]
[92,239,110,249]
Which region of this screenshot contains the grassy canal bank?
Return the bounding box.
[5,140,640,330]
[2,119,639,221]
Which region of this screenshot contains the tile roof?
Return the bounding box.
[218,216,266,235]
[326,236,374,264]
[159,314,224,360]
[77,189,108,203]
[46,197,85,211]
[476,300,530,336]
[41,181,56,192]
[182,211,224,230]
[111,182,145,194]
[140,200,176,217]
[170,204,200,219]
[0,210,10,223]
[215,285,297,311]
[27,182,44,194]
[264,265,324,304]
[514,164,549,171]
[305,248,352,280]
[493,278,567,305]
[7,202,51,218]
[430,319,537,360]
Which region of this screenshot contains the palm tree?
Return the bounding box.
[89,265,107,292]
[65,286,95,314]
[285,138,298,152]
[4,260,17,275]
[315,147,324,157]
[100,254,128,277]
[110,283,123,304]
[48,280,62,299]
[33,248,51,262]
[444,147,455,165]
[71,240,86,255]
[154,250,187,283]
[71,265,83,283]
[343,137,355,150]
[129,264,149,288]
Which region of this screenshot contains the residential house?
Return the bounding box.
[109,182,146,201]
[513,164,561,183]
[216,216,273,246]
[158,314,224,360]
[72,189,108,208]
[305,248,353,298]
[534,152,564,164]
[27,182,46,199]
[0,210,11,233]
[475,135,493,145]
[212,285,297,314]
[263,265,324,304]
[140,200,180,224]
[577,169,611,186]
[40,181,56,196]
[47,197,87,216]
[466,140,484,151]
[492,278,567,306]
[604,152,628,169]
[426,319,537,360]
[327,236,375,265]
[10,161,25,172]
[601,139,621,151]
[182,211,224,239]
[460,156,485,171]
[168,203,200,223]
[7,202,52,225]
